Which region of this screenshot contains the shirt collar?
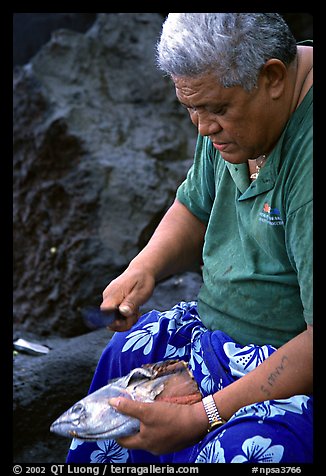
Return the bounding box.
[226,155,278,200]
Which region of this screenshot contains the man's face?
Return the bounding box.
[173,71,283,164]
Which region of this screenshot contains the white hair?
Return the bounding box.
[156,13,297,91]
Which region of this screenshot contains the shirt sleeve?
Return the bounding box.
[285,200,313,325]
[176,134,216,224]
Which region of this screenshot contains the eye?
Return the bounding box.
[210,105,227,116]
[71,403,85,426]
[72,403,84,415]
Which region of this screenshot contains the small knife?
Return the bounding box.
[13,338,50,355]
[82,307,126,329]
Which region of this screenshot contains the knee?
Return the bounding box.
[195,418,313,463]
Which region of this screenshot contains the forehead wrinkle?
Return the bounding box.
[175,84,215,109]
[174,74,226,105]
[176,87,225,110]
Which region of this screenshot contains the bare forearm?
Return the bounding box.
[213,326,313,421]
[101,199,205,329]
[129,199,206,281]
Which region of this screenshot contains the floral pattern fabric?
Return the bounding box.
[66,301,313,464]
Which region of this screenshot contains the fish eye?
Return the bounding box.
[72,403,84,414]
[70,403,85,427]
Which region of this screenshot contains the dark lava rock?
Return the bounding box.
[13,13,197,339]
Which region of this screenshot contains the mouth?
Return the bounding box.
[68,420,130,440]
[212,142,229,152]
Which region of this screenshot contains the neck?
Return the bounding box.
[289,46,313,114]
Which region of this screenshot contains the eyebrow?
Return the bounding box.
[179,101,207,109]
[179,100,227,112]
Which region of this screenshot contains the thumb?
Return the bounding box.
[118,302,138,318]
[109,397,146,418]
[119,277,155,317]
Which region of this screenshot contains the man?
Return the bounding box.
[67,13,313,463]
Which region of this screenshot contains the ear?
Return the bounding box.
[260,59,287,99]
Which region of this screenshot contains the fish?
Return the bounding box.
[50,359,202,441]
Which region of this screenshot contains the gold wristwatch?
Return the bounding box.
[202,395,226,432]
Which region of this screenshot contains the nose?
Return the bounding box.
[194,111,222,137]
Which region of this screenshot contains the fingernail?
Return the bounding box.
[119,305,131,315]
[109,397,120,408]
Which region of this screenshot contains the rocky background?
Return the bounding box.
[13,13,313,463]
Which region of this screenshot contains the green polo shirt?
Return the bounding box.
[176,87,312,348]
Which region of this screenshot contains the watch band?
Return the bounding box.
[202,395,226,431]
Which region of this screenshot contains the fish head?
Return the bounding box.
[50,384,139,441]
[50,360,201,441]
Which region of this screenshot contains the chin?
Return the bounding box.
[219,152,249,164]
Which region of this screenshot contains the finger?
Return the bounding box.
[118,294,142,318]
[109,397,147,418]
[115,433,144,450]
[109,398,148,450]
[102,279,122,302]
[118,276,155,317]
[106,314,139,332]
[101,286,139,330]
[102,284,139,319]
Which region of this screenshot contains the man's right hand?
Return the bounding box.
[101,266,155,331]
